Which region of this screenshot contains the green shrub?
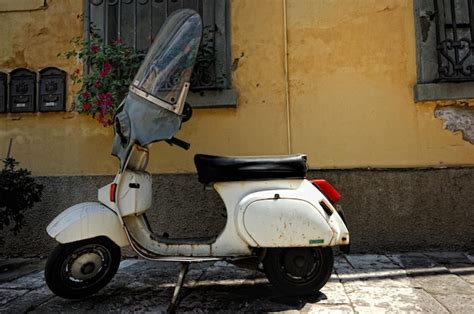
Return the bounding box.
[0,157,43,243]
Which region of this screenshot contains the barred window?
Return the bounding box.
[84,0,236,107]
[414,0,474,101]
[435,0,474,81]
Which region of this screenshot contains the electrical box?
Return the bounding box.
[39,67,66,112]
[0,72,6,113]
[9,68,36,113]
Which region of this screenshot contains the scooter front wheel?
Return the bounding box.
[263,247,333,296]
[45,236,121,299]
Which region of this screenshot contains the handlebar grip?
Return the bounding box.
[166,137,191,150]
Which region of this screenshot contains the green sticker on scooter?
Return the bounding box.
[309,239,324,244]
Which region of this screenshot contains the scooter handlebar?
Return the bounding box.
[165,137,191,150]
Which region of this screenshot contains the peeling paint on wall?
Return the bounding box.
[419,10,435,42]
[434,105,474,144]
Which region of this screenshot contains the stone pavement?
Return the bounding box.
[1,252,474,313]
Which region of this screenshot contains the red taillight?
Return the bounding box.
[311,179,341,204]
[110,183,117,202]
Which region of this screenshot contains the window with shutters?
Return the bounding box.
[414,0,474,101]
[84,0,236,107]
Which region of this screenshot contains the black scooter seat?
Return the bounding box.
[194,154,308,184]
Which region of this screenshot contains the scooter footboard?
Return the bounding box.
[46,202,129,247]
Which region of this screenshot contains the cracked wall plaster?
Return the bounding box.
[434,105,474,144]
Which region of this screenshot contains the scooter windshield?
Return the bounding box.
[112,9,202,169]
[132,9,202,106]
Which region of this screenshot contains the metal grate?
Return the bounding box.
[435,0,474,81]
[84,0,231,90]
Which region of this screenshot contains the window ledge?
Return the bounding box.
[414,82,474,102]
[187,89,237,108]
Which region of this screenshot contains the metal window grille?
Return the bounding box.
[435,0,474,81]
[84,0,231,90]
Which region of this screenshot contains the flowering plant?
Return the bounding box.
[63,31,142,126]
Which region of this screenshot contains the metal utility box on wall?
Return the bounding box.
[39,67,66,112]
[9,68,36,113]
[0,72,6,113]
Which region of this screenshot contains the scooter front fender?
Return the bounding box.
[46,202,129,247]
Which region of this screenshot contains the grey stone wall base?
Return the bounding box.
[1,168,473,257]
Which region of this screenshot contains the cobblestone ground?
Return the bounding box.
[1,252,474,313]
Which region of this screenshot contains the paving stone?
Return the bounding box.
[0,258,44,283]
[424,252,472,265]
[118,258,142,270]
[317,275,351,305]
[304,304,355,313]
[344,286,447,313]
[410,270,474,296]
[334,255,354,274]
[2,253,474,312]
[338,255,411,289]
[447,265,474,285]
[432,293,474,313]
[0,270,44,290]
[345,254,401,270]
[0,286,55,313]
[0,288,29,306]
[417,253,474,288]
[388,253,438,269]
[386,253,473,295]
[338,268,412,289]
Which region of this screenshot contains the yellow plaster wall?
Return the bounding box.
[0,0,472,176]
[0,0,290,175]
[287,0,473,168]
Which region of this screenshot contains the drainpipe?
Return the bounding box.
[283,0,292,155]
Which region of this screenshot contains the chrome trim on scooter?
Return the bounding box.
[129,85,177,113]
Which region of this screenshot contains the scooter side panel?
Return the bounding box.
[46,202,129,247]
[211,180,306,256]
[235,180,350,248]
[243,198,334,247]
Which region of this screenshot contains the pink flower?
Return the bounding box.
[90,45,99,54]
[82,91,90,99]
[100,63,113,78]
[97,111,105,123]
[83,103,90,110]
[94,80,102,88]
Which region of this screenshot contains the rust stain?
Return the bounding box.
[231,52,245,71]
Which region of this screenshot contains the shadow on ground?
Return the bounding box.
[1,252,474,312]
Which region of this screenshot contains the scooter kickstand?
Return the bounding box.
[168,262,190,313]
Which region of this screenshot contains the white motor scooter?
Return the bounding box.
[44,9,350,308]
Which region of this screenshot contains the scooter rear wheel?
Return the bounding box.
[45,236,121,299]
[263,247,333,296]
